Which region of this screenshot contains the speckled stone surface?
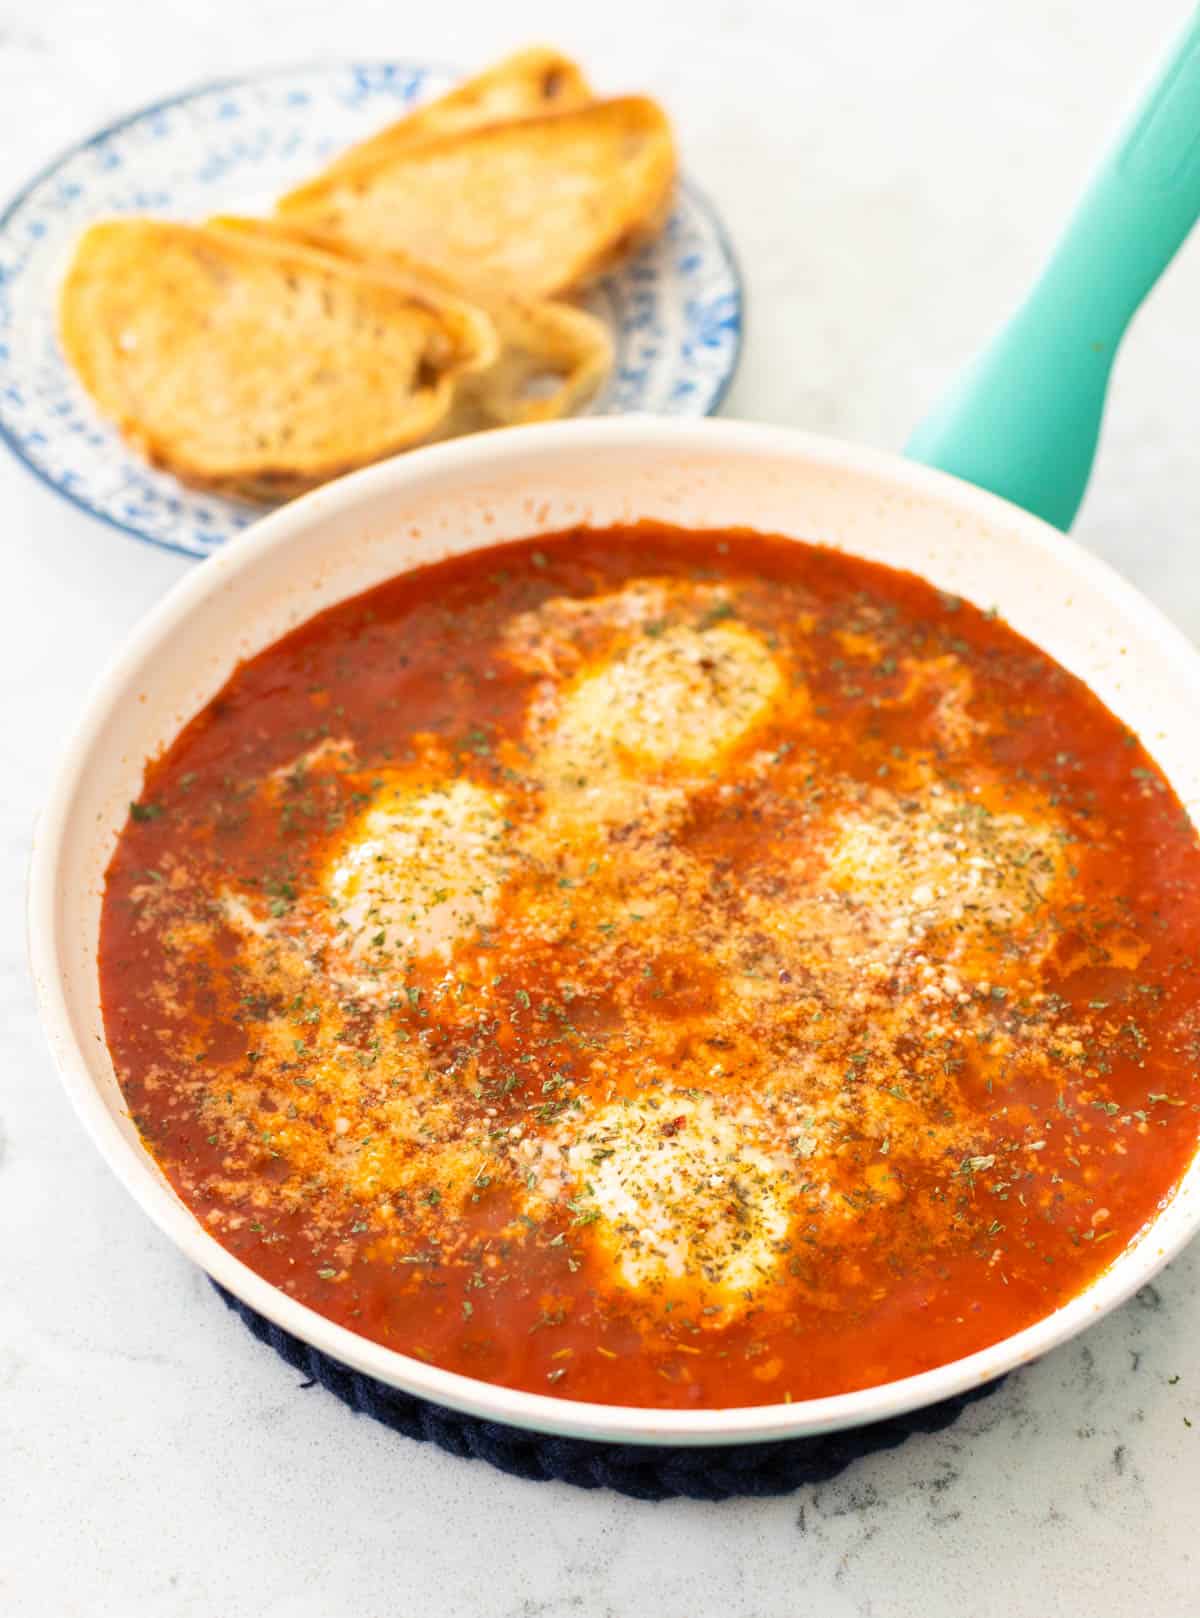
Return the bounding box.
[3,1,1199,1612]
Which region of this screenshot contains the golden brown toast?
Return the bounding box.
[60,219,497,496]
[276,96,677,299]
[213,215,612,433]
[445,292,611,432]
[288,47,593,193]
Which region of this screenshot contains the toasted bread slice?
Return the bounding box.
[214,215,612,431]
[276,96,677,299]
[285,47,593,197]
[446,292,611,431]
[60,219,497,496]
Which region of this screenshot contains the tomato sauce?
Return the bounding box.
[99,525,1200,1407]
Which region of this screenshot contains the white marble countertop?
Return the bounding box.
[4,1,1200,1612]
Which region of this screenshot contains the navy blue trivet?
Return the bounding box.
[213,1283,1004,1500]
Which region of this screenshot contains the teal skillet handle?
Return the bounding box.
[907,8,1200,530]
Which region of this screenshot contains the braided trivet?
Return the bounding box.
[213,1283,1003,1501]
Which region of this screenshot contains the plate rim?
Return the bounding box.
[0,59,744,559]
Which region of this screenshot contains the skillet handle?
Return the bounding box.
[907,7,1200,530]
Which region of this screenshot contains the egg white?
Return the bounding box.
[323,775,510,965]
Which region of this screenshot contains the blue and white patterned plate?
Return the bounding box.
[0,63,742,559]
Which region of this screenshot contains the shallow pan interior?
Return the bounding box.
[28,416,1200,1444]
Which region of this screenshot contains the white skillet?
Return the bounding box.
[27,415,1200,1445]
